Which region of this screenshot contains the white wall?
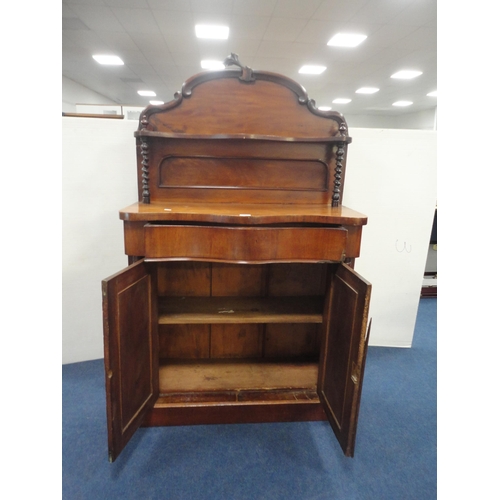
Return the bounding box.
[394,108,437,130]
[62,76,117,113]
[346,108,437,130]
[62,119,436,363]
[62,118,138,363]
[343,128,437,347]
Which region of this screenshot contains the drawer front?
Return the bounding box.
[144,225,347,263]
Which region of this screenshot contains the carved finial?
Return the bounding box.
[223,53,242,68]
[339,122,347,137]
[223,53,255,83]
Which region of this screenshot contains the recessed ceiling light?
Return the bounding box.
[332,98,352,104]
[318,106,332,111]
[356,87,379,94]
[299,65,326,75]
[92,55,124,65]
[195,24,229,39]
[427,91,437,97]
[149,100,164,105]
[393,101,413,107]
[391,70,422,79]
[327,33,367,47]
[137,90,156,97]
[201,60,225,70]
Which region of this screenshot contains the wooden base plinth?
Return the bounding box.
[142,400,326,427]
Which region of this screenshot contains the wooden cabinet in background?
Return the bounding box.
[102,54,371,462]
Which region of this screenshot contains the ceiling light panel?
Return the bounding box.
[332,98,352,104]
[356,87,379,94]
[427,91,437,97]
[299,65,326,75]
[201,60,225,70]
[195,25,229,39]
[391,70,422,79]
[138,90,156,96]
[393,101,413,107]
[327,33,367,47]
[92,55,124,65]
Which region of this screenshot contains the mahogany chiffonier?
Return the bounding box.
[102,54,372,463]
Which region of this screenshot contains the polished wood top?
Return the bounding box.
[119,202,367,226]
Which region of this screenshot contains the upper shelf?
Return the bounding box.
[119,202,368,226]
[134,130,351,144]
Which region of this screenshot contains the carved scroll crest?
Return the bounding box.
[223,53,255,82]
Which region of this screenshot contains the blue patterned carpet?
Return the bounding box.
[63,298,436,500]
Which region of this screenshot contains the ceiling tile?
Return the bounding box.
[190,0,233,15]
[62,4,79,18]
[395,27,437,51]
[288,43,323,61]
[198,44,231,63]
[94,31,139,51]
[232,0,277,17]
[150,64,180,79]
[225,39,261,58]
[62,18,90,30]
[142,50,175,67]
[392,0,437,26]
[110,7,162,34]
[255,40,297,59]
[229,15,271,40]
[103,0,149,7]
[311,0,370,22]
[63,29,109,51]
[161,74,183,87]
[116,49,151,64]
[163,35,199,54]
[128,32,170,53]
[62,0,438,112]
[263,17,308,42]
[71,5,124,31]
[64,0,106,5]
[273,0,323,19]
[152,9,195,36]
[295,19,340,44]
[192,12,232,26]
[367,24,419,49]
[251,57,298,75]
[62,33,79,49]
[349,0,414,24]
[126,62,158,77]
[146,0,191,11]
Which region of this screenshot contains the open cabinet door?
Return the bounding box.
[318,263,371,457]
[102,260,159,462]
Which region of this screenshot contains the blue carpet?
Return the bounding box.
[62,298,436,500]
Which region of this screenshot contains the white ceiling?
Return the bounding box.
[62,0,437,116]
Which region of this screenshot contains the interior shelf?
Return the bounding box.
[158,359,319,394]
[158,296,324,324]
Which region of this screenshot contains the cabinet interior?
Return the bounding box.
[155,261,330,406]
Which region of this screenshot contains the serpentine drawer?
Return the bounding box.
[144,224,348,263]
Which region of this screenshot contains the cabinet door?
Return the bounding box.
[318,263,371,457]
[102,260,159,462]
